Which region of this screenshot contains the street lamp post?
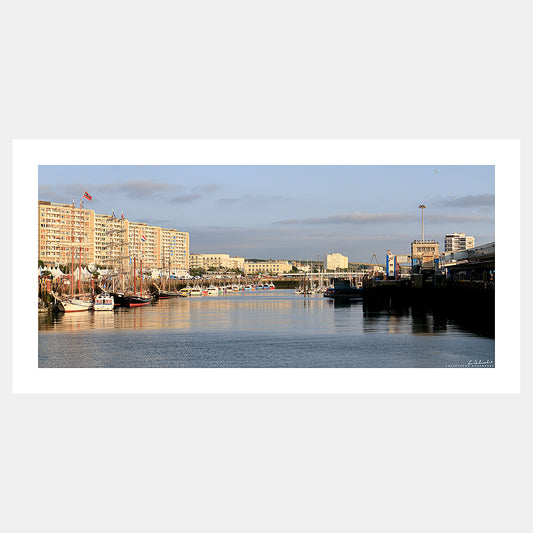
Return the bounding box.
[418,204,426,240]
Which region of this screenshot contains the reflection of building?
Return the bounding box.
[411,240,440,268]
[445,232,475,253]
[189,254,245,270]
[326,253,348,270]
[244,260,291,275]
[38,201,189,270]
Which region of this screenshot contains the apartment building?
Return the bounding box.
[326,253,348,271]
[244,260,291,275]
[161,228,190,271]
[38,201,95,268]
[38,201,189,271]
[94,214,130,271]
[445,232,475,253]
[189,253,244,271]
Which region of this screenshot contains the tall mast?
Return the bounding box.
[134,256,137,295]
[78,201,82,295]
[70,199,74,298]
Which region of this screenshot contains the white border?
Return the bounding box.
[13,140,520,393]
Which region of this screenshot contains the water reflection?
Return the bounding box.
[38,289,479,337]
[38,289,495,368]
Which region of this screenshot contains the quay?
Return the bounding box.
[362,243,495,336]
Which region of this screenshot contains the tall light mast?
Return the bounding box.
[418,204,426,240]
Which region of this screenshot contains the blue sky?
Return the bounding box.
[38,165,495,263]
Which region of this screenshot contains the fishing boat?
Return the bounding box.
[269,283,275,289]
[93,291,115,311]
[180,287,191,297]
[207,285,219,296]
[323,279,363,300]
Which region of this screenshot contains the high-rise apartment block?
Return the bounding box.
[326,253,348,271]
[38,201,96,268]
[444,233,475,253]
[38,201,189,271]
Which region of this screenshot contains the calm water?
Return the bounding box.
[38,289,495,368]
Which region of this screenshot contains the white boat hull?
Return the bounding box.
[58,298,93,312]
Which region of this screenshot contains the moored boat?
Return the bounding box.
[156,289,183,299]
[57,296,93,313]
[124,293,153,307]
[93,291,115,311]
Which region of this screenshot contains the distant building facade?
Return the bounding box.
[411,240,440,268]
[189,254,245,271]
[326,253,348,271]
[38,201,189,270]
[244,260,291,275]
[38,201,96,268]
[445,232,475,253]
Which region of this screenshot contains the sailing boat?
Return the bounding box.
[155,255,182,298]
[123,254,153,307]
[56,198,93,312]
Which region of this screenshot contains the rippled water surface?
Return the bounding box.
[39,290,495,368]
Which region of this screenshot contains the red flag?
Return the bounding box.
[83,190,92,201]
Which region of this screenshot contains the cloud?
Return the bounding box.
[192,184,221,193]
[170,194,202,203]
[38,182,93,203]
[424,213,493,223]
[277,212,416,225]
[220,193,286,204]
[434,193,495,208]
[187,225,419,262]
[96,180,176,199]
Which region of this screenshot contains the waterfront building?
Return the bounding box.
[189,254,244,271]
[326,253,348,271]
[160,228,190,271]
[38,201,189,271]
[94,214,129,272]
[38,201,96,268]
[411,240,440,268]
[244,260,292,275]
[445,232,475,253]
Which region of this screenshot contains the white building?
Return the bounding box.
[244,260,291,275]
[326,253,348,271]
[444,233,475,253]
[189,253,245,271]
